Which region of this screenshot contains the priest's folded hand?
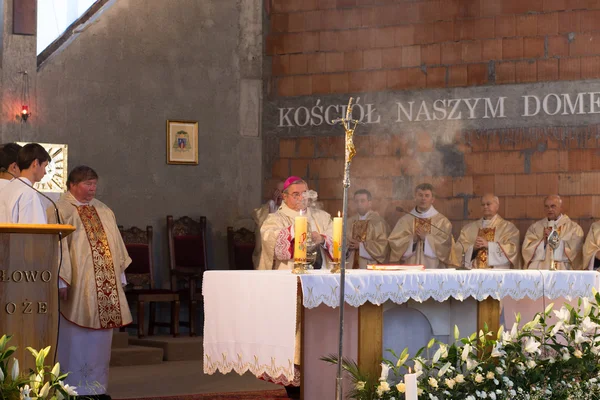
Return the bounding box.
[311,231,323,245]
[348,238,360,250]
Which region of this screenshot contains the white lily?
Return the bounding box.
[0,367,4,382]
[523,337,541,354]
[582,317,600,334]
[39,382,50,398]
[379,362,390,381]
[437,362,451,377]
[573,349,583,358]
[582,297,593,317]
[574,330,589,344]
[461,344,472,361]
[553,307,570,323]
[376,381,390,396]
[550,321,563,337]
[466,358,479,371]
[11,359,19,380]
[20,384,32,400]
[432,344,448,364]
[491,343,505,358]
[51,362,60,377]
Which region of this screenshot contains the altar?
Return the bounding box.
[203,269,599,400]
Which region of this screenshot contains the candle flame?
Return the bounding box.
[338,211,341,217]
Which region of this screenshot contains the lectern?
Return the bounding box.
[0,223,75,372]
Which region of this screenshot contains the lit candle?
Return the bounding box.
[294,216,307,263]
[333,211,342,262]
[404,367,418,400]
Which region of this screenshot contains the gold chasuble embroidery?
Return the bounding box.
[351,220,369,269]
[475,228,496,269]
[77,205,123,328]
[414,218,432,234]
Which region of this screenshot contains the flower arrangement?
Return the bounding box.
[323,290,600,400]
[0,335,77,400]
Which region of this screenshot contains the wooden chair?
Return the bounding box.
[227,226,255,270]
[167,215,208,337]
[119,225,180,338]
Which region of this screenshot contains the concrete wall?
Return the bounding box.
[31,0,263,282]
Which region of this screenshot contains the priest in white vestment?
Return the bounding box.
[48,166,132,395]
[0,143,50,223]
[346,189,390,269]
[388,183,457,268]
[252,181,284,268]
[259,176,334,270]
[456,194,521,269]
[0,143,22,191]
[582,221,600,270]
[522,195,584,270]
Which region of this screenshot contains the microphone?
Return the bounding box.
[0,167,61,225]
[396,206,468,269]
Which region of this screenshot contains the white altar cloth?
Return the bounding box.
[203,269,599,382]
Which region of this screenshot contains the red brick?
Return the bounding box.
[395,25,416,46]
[311,74,331,94]
[319,31,339,52]
[516,60,537,82]
[271,14,289,33]
[515,174,537,195]
[371,27,396,49]
[495,61,516,84]
[448,65,468,87]
[306,54,326,74]
[495,15,516,37]
[336,0,356,8]
[537,59,559,81]
[344,51,363,71]
[503,0,544,14]
[289,54,308,74]
[543,0,567,12]
[473,175,495,196]
[421,44,441,65]
[482,39,502,61]
[272,55,290,76]
[330,73,349,93]
[493,174,515,195]
[290,158,311,177]
[419,1,444,22]
[342,8,362,29]
[568,149,593,171]
[402,45,422,67]
[303,32,320,52]
[456,18,496,40]
[581,56,600,79]
[517,15,538,36]
[426,66,447,87]
[503,38,524,59]
[326,52,345,72]
[524,37,545,58]
[413,23,435,45]
[380,47,401,68]
[434,21,455,43]
[279,138,296,158]
[558,11,581,34]
[282,33,304,54]
[580,172,600,194]
[387,69,408,90]
[316,136,344,157]
[547,35,569,57]
[536,173,559,195]
[441,42,462,64]
[530,150,568,173]
[505,196,528,219]
[432,176,454,198]
[317,178,343,199]
[317,0,336,9]
[277,76,294,96]
[467,63,488,85]
[309,157,343,179]
[271,158,290,179]
[557,173,580,195]
[293,75,312,96]
[320,9,344,30]
[452,176,474,196]
[526,196,546,219]
[537,12,559,35]
[304,10,323,31]
[462,40,483,62]
[559,57,581,80]
[569,196,595,218]
[351,178,394,199]
[288,12,305,32]
[581,10,600,32]
[266,35,284,55]
[348,70,387,92]
[351,156,403,178]
[481,0,503,16]
[363,49,382,69]
[435,198,464,220]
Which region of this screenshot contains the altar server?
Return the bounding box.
[0,143,22,191]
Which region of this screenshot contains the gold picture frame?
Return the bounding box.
[166,120,198,165]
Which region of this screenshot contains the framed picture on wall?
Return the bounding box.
[166,120,199,165]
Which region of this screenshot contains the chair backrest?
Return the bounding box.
[118,225,155,289]
[167,215,208,273]
[227,226,255,270]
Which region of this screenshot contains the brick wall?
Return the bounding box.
[264,0,600,241]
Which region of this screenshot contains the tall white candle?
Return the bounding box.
[404,368,418,400]
[333,212,342,262]
[294,216,307,263]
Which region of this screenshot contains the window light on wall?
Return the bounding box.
[37,0,97,55]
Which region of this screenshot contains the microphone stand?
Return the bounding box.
[396,206,467,269]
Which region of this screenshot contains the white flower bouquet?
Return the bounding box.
[322,289,600,400]
[0,335,77,400]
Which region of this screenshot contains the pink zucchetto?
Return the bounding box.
[283,176,303,191]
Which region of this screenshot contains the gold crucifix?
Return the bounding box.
[332,98,359,163]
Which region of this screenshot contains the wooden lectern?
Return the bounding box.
[0,223,75,372]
